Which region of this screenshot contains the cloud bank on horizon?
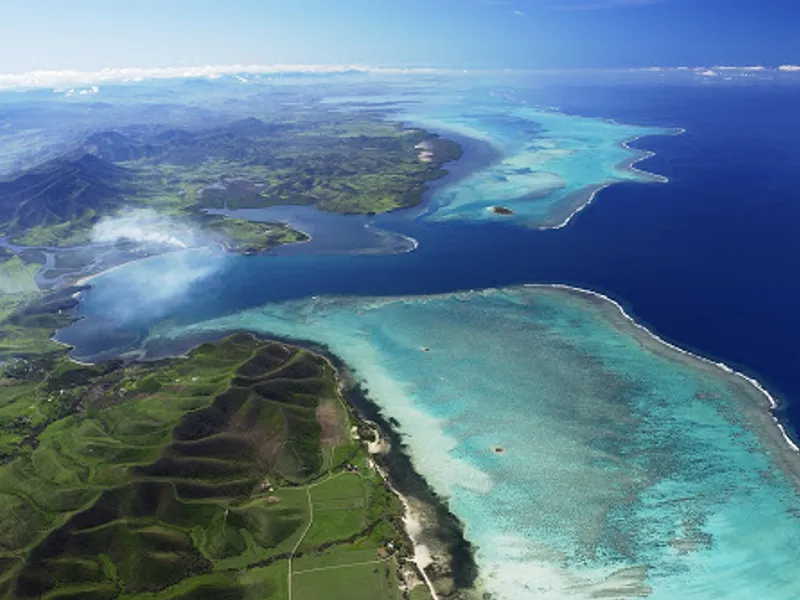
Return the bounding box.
[1,63,800,91]
[0,64,448,90]
[644,65,800,78]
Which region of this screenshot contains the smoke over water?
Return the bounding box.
[91,208,199,249]
[84,208,228,325]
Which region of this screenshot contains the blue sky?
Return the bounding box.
[1,0,798,72]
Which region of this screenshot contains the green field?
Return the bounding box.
[0,104,455,599]
[200,215,309,254]
[0,333,414,599]
[0,252,73,363]
[0,110,461,251]
[292,559,401,600]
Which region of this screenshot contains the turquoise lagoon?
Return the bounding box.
[58,82,800,599]
[330,87,672,228]
[144,286,800,600]
[415,108,669,228]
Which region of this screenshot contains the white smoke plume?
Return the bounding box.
[91,208,199,249]
[88,208,228,322]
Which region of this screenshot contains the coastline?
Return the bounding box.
[318,348,449,600]
[400,102,681,232]
[335,366,480,600]
[126,280,800,599]
[543,126,684,231]
[35,301,474,599]
[45,101,799,597]
[528,283,800,456]
[61,251,800,469]
[55,276,800,599]
[135,329,480,599]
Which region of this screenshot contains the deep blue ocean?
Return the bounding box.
[64,81,800,438]
[51,78,800,597]
[527,82,800,431]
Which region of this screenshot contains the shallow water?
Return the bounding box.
[329,90,669,228]
[204,205,417,255]
[55,78,800,598]
[411,108,667,227]
[143,286,800,600]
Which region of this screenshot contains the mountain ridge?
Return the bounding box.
[0,152,131,232]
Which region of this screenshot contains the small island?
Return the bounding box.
[490,206,515,215]
[201,214,310,254]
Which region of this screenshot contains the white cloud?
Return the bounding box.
[91,208,197,249]
[88,209,233,321]
[63,85,100,97]
[513,9,526,15]
[713,65,765,71]
[779,65,800,72]
[638,66,772,75]
[0,64,449,91]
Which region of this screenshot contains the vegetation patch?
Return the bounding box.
[0,333,412,599]
[0,110,461,250]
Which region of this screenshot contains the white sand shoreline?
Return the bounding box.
[319,354,449,600]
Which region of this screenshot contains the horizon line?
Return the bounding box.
[2,63,800,90]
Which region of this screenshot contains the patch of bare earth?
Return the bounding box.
[316,397,347,448]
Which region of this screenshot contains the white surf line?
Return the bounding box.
[397,102,681,233]
[543,182,615,231]
[528,283,800,453]
[620,126,685,182]
[363,223,420,253]
[545,127,685,231]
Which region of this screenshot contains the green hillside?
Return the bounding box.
[0,112,460,251]
[0,333,415,600]
[0,154,131,242]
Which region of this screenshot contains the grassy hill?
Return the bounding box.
[0,333,420,600]
[0,111,460,250]
[86,113,461,216]
[0,154,131,243]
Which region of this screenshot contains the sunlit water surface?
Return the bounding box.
[56,80,800,599]
[144,287,800,600]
